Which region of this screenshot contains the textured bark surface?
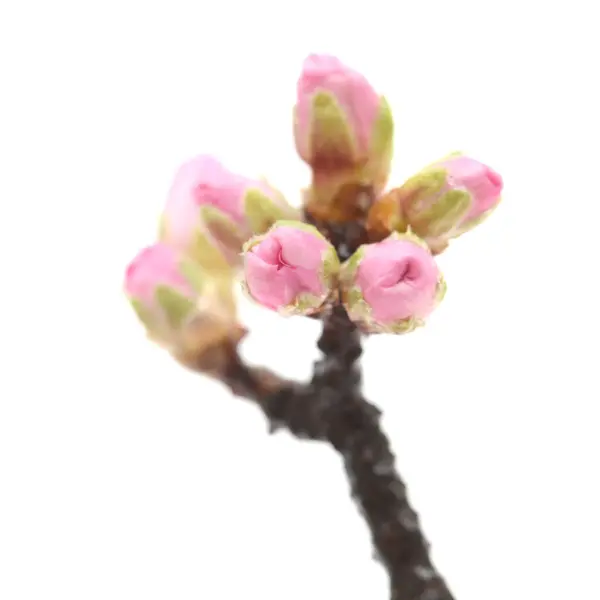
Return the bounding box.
[221,305,454,600]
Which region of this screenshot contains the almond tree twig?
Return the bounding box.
[202,216,455,600]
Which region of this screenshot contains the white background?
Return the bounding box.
[1,1,599,599]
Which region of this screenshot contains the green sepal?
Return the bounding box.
[413,189,472,238]
[239,278,253,301]
[387,209,408,234]
[178,257,205,294]
[190,230,231,273]
[435,275,448,305]
[200,205,246,254]
[340,246,365,284]
[452,203,499,237]
[244,189,286,235]
[387,317,422,335]
[288,293,322,316]
[309,91,357,167]
[320,248,340,284]
[129,297,155,332]
[242,220,328,255]
[369,96,394,164]
[402,168,448,216]
[345,287,369,317]
[154,285,196,330]
[270,219,327,239]
[159,213,230,273]
[385,230,431,251]
[242,233,265,254]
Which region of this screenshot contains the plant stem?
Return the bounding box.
[218,305,453,599]
[313,306,453,600]
[212,213,455,599]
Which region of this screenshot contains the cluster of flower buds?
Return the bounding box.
[240,227,445,334]
[124,155,299,360]
[125,53,504,343]
[292,54,503,252]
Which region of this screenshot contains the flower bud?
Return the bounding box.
[437,154,503,235]
[124,243,237,352]
[160,155,298,271]
[367,154,502,253]
[294,54,394,217]
[340,233,446,334]
[242,221,340,316]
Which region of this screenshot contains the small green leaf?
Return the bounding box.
[244,189,286,235]
[309,91,358,168]
[155,285,195,329]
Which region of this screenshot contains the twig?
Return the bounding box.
[191,209,455,600]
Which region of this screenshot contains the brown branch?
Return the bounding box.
[312,306,453,600]
[183,209,455,599]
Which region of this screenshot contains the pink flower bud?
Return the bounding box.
[160,155,297,271]
[379,154,502,252]
[242,221,340,315]
[124,243,236,349]
[293,54,394,204]
[437,154,503,232]
[340,233,446,334]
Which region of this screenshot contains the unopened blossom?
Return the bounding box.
[294,54,394,216]
[124,242,237,351]
[242,221,339,316]
[367,154,503,253]
[340,233,446,334]
[160,155,298,271]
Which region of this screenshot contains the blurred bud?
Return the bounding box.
[242,221,340,316]
[367,154,502,253]
[124,243,238,352]
[340,232,446,334]
[294,54,394,219]
[160,155,297,271]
